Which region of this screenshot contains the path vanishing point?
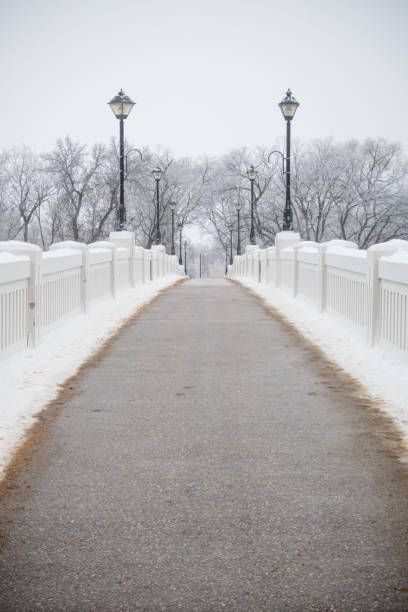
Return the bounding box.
[0,279,407,611]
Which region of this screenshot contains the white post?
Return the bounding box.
[109,231,135,288]
[26,248,42,347]
[274,231,301,288]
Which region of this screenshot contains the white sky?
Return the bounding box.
[1,0,407,158]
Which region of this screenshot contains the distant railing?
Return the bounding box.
[0,232,184,358]
[228,232,408,364]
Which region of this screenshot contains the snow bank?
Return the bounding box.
[0,275,182,480]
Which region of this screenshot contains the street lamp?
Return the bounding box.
[279,88,299,231]
[177,222,183,265]
[169,202,176,255]
[247,165,258,245]
[183,240,188,276]
[152,166,163,244]
[228,223,234,265]
[235,202,242,255]
[108,89,135,231]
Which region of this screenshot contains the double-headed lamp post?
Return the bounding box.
[152,167,163,244]
[229,223,234,265]
[169,202,176,255]
[235,202,242,255]
[108,89,135,231]
[247,165,258,245]
[279,89,300,231]
[177,222,183,265]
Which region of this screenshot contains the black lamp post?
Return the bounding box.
[152,166,163,244]
[177,222,183,265]
[108,89,135,231]
[169,202,176,255]
[279,89,299,231]
[229,223,234,265]
[183,240,188,276]
[235,202,242,255]
[247,165,258,245]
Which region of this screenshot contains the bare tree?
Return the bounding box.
[4,147,52,242]
[43,136,107,242]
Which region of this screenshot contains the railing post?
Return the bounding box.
[109,231,135,288]
[274,231,301,288]
[367,247,383,347]
[26,248,42,348]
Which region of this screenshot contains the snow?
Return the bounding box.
[238,278,408,451]
[382,250,408,264]
[327,247,366,258]
[298,246,318,254]
[0,275,182,480]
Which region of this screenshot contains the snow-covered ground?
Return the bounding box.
[237,278,408,451]
[0,275,182,481]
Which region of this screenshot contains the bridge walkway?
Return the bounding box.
[0,278,407,610]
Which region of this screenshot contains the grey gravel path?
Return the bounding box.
[0,278,407,611]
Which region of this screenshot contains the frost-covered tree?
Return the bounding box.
[2,147,52,243]
[42,136,108,243]
[0,136,407,257]
[125,147,213,249]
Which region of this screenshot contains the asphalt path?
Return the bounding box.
[0,278,407,611]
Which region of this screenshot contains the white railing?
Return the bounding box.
[0,253,30,357]
[40,249,82,333]
[0,232,184,358]
[228,232,408,364]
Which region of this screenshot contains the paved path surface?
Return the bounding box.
[0,279,407,611]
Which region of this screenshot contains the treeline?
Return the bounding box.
[0,136,407,256]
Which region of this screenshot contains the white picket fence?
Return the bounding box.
[0,231,184,358]
[228,231,408,364]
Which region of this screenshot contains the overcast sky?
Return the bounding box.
[1,0,407,158]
